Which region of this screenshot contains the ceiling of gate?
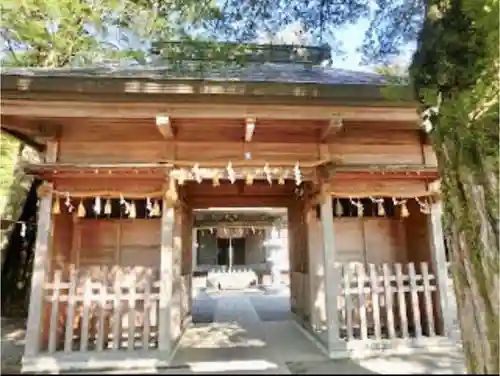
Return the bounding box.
[193,207,287,228]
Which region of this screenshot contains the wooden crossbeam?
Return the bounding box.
[1,100,420,123]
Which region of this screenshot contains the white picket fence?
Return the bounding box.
[42,266,160,353]
[337,261,440,341]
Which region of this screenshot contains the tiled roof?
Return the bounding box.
[2,62,389,86]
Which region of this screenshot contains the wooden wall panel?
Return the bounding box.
[56,128,432,166]
[73,219,161,268]
[77,220,116,266]
[364,219,407,264]
[333,218,365,262]
[250,143,319,162]
[58,141,168,163]
[51,212,74,272]
[404,200,431,265]
[329,130,425,165]
[333,218,408,264]
[120,219,161,267]
[61,121,164,142]
[175,142,241,162]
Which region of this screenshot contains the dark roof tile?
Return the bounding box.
[2,63,389,86]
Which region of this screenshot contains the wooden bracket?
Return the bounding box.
[244,117,256,142]
[156,114,174,139]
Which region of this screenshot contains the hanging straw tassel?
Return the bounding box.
[146,197,153,217]
[245,173,254,185]
[166,179,178,202]
[152,200,160,217]
[357,201,364,217]
[212,173,220,187]
[129,201,137,218]
[377,200,386,216]
[278,175,285,185]
[52,198,61,214]
[93,196,102,215]
[77,200,86,217]
[335,199,343,216]
[400,201,410,218]
[104,198,112,215]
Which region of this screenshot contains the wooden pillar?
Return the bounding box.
[192,228,198,271]
[427,200,453,336]
[319,191,341,356]
[307,207,326,331]
[228,236,233,269]
[25,138,58,358]
[24,184,54,357]
[158,196,174,352]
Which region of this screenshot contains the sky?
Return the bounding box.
[2,2,416,73]
[254,18,415,73]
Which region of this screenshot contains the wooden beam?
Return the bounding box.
[156,114,174,138]
[24,162,173,171]
[319,163,438,179]
[328,178,430,197]
[244,117,256,142]
[195,220,277,228]
[188,195,291,208]
[320,115,343,141]
[1,99,420,123]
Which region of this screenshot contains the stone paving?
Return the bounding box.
[162,287,466,374]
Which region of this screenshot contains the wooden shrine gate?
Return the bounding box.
[0,48,459,372]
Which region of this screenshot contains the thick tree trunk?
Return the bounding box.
[1,179,41,317]
[434,126,499,374]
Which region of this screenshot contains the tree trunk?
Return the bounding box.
[1,179,41,317]
[433,124,499,374]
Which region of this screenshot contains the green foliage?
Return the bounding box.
[410,0,498,97]
[410,0,499,170]
[0,134,20,199]
[1,0,430,68]
[0,0,220,67]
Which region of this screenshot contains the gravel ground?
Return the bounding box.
[1,317,26,374]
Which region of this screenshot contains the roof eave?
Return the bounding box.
[0,73,416,106]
